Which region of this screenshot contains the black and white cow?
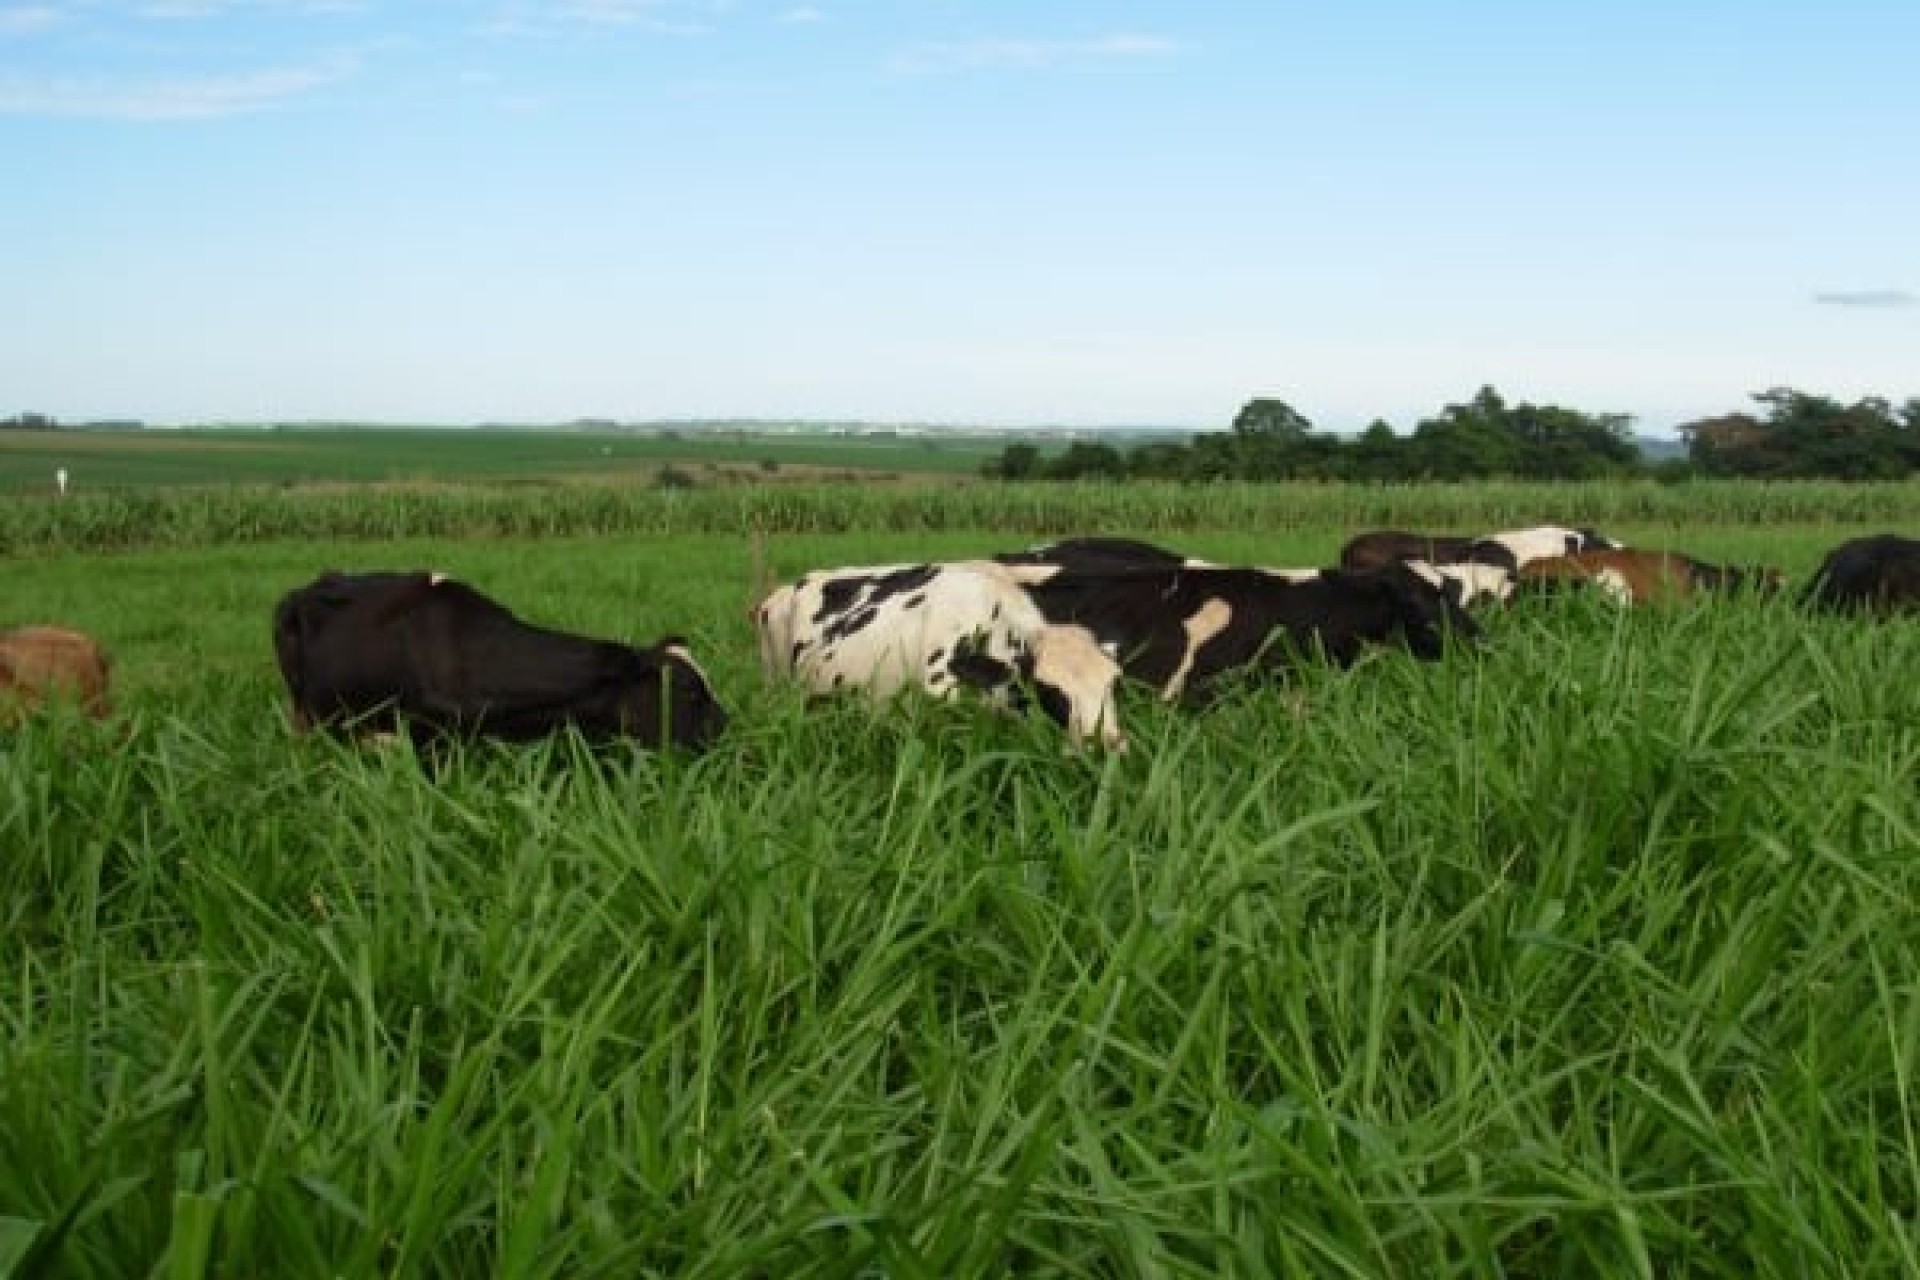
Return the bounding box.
[1341,525,1620,574]
[273,570,728,751]
[752,560,1125,747]
[1401,559,1516,609]
[1461,525,1624,573]
[753,557,1481,745]
[1005,537,1508,608]
[1008,558,1483,702]
[1800,534,1920,616]
[1339,530,1482,572]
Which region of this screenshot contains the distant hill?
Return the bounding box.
[1634,435,1688,462]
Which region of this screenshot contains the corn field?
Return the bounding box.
[0,479,1914,554]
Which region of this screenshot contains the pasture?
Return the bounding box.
[3,495,1919,1277]
[0,427,1012,496]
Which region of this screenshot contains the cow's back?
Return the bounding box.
[1339,530,1478,571]
[0,625,112,724]
[761,562,1047,699]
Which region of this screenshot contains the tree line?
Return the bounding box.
[983,386,1920,483]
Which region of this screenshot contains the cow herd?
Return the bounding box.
[3,530,1917,752]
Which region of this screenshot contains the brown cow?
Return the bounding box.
[1515,550,1783,605]
[0,625,113,725]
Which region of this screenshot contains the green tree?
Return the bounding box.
[1045,440,1128,481]
[1346,419,1409,483]
[982,441,1042,480]
[1409,387,1522,479]
[1680,388,1912,480]
[1227,397,1337,479]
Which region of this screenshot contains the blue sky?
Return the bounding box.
[3,1,1915,433]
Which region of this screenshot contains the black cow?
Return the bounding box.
[994,535,1199,570]
[1014,558,1483,703]
[1800,534,1920,617]
[1338,530,1482,571]
[272,570,728,752]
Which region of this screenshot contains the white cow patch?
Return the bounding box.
[1591,567,1634,605]
[1480,526,1609,569]
[755,560,1126,747]
[1404,559,1513,606]
[1161,597,1234,701]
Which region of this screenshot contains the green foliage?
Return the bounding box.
[1681,388,1920,480]
[981,384,1918,485]
[981,441,1042,480]
[4,480,1920,556]
[2,525,1917,1275]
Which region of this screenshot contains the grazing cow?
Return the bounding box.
[1403,559,1515,609]
[1800,534,1920,616]
[1341,525,1621,573]
[1462,526,1624,573]
[272,570,727,751]
[1013,559,1483,702]
[994,536,1209,570]
[1516,549,1784,605]
[1012,538,1508,608]
[753,561,1126,748]
[754,557,1479,746]
[1339,530,1482,572]
[0,625,112,725]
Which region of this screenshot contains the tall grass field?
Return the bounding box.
[3,504,1918,1276]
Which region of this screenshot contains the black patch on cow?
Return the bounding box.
[1030,677,1074,730]
[948,651,1013,692]
[946,631,1018,692]
[996,536,1188,570]
[1337,531,1480,571]
[813,566,938,641]
[823,605,880,644]
[1464,541,1519,573]
[927,647,946,665]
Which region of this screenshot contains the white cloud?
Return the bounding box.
[777,6,821,23]
[0,61,345,118]
[1813,290,1915,308]
[889,32,1181,75]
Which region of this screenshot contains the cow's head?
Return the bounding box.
[607,637,729,752]
[1371,563,1485,659]
[947,625,1125,751]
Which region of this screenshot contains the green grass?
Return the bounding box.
[2,523,1918,1276]
[0,426,1011,495]
[5,477,1919,556]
